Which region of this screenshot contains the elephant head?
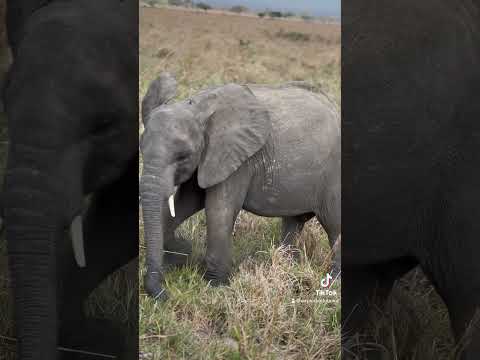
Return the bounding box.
[140,73,271,299]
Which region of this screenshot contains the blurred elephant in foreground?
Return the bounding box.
[0,0,11,114]
[140,73,341,300]
[3,1,138,359]
[343,1,480,359]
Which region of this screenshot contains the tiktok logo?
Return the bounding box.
[321,273,333,288]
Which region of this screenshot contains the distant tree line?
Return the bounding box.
[143,0,316,20]
[195,2,212,11]
[144,0,211,11]
[258,10,313,20]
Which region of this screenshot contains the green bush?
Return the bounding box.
[230,5,249,13]
[195,2,212,11]
[276,29,311,42]
[301,14,314,21]
[269,11,283,18]
[169,0,193,6]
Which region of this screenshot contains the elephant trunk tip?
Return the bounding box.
[144,272,168,301]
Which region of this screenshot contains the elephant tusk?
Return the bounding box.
[168,193,175,217]
[71,215,86,268]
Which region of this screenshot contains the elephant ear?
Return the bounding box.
[142,72,177,126]
[197,84,271,189]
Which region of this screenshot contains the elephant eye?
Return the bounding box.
[176,153,189,162]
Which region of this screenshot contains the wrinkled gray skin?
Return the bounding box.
[343,1,480,359]
[140,73,340,300]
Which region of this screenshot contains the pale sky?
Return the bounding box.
[202,0,340,17]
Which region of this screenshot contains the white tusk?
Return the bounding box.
[168,193,175,217]
[71,215,86,268]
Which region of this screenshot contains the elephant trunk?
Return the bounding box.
[140,168,174,300]
[4,167,63,360]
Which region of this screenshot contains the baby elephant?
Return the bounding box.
[140,73,340,300]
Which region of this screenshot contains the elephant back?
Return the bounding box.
[247,85,340,175]
[247,84,339,138]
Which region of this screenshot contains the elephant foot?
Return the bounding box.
[163,234,192,270]
[201,256,230,287]
[144,271,168,301]
[59,318,128,360]
[203,270,229,287]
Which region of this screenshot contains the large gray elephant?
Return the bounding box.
[342,1,480,359]
[3,1,138,359]
[140,73,340,300]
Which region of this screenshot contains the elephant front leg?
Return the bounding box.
[163,174,205,269]
[59,162,138,357]
[203,178,248,286]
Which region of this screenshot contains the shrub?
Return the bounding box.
[276,29,311,42]
[169,0,192,6]
[301,13,314,21]
[195,2,212,11]
[239,39,251,47]
[230,5,249,13]
[269,11,283,18]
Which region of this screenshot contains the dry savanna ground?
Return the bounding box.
[140,6,341,360]
[139,6,340,107]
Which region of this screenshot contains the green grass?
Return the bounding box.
[139,212,341,360]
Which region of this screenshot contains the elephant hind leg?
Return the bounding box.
[342,265,394,360]
[417,189,480,360]
[280,213,314,259]
[421,260,480,360]
[446,298,480,360]
[342,259,416,359]
[315,206,341,276]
